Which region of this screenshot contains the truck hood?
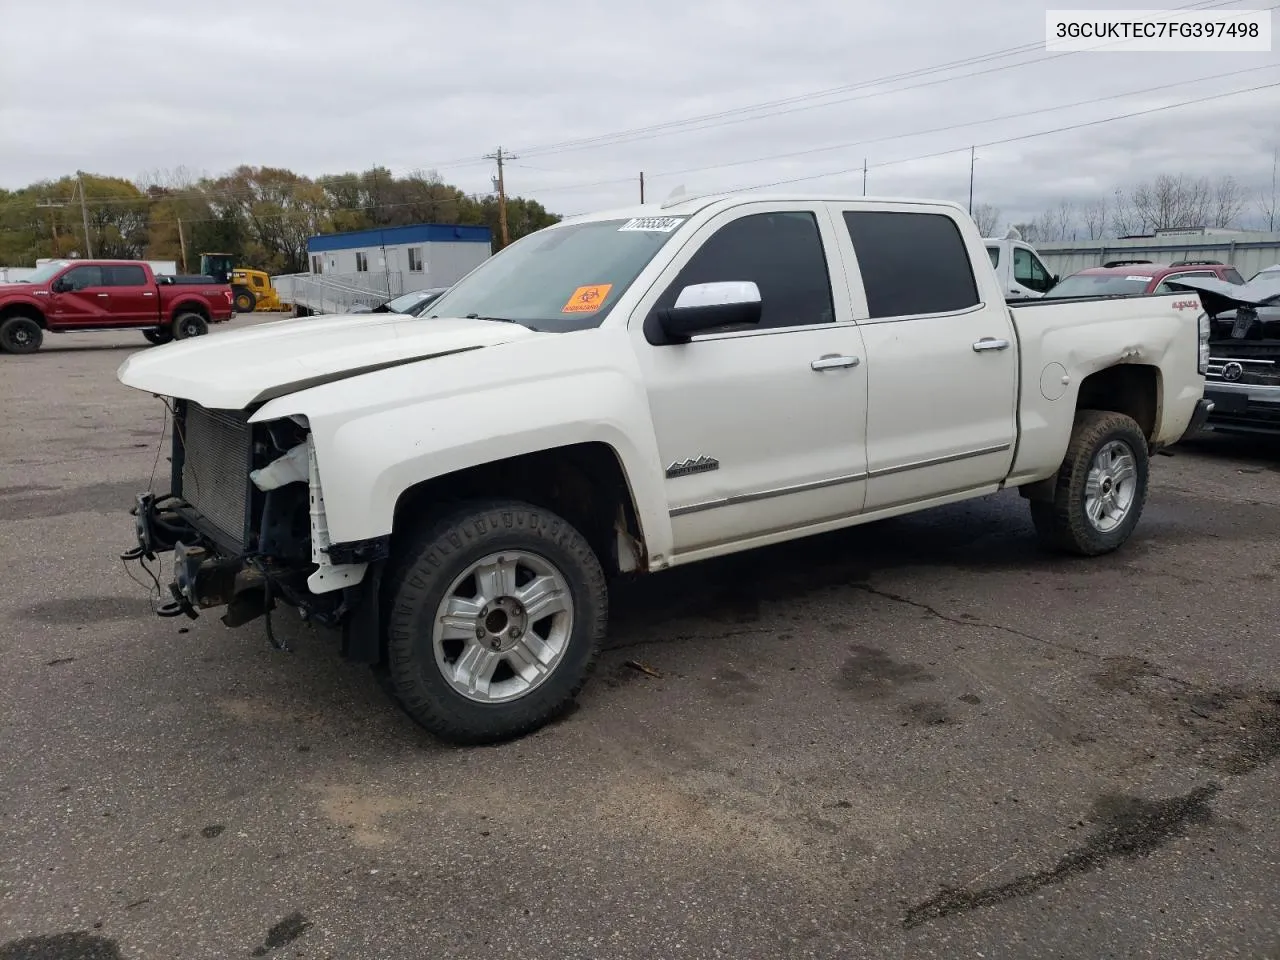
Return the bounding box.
[116,312,541,410]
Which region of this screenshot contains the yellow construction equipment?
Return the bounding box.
[199,253,288,313]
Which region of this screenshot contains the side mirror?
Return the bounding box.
[650,281,762,343]
[50,277,69,293]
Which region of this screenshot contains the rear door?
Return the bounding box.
[830,204,1018,512]
[103,264,155,324]
[46,264,108,328]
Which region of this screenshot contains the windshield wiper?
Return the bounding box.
[463,313,521,324]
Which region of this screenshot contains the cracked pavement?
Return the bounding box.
[2,320,1279,959]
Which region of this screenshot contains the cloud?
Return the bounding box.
[2,0,1277,228]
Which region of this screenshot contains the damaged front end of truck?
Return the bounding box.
[121,400,385,657]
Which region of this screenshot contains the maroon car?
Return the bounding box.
[0,259,234,354]
[1043,259,1245,299]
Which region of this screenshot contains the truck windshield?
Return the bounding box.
[424,217,688,331]
[17,261,71,284]
[1044,274,1152,298]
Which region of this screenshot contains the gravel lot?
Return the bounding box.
[2,316,1278,960]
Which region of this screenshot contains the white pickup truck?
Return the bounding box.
[117,192,1215,744]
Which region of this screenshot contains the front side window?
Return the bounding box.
[987,245,1000,268]
[1013,247,1053,292]
[60,265,104,290]
[843,210,979,318]
[424,217,688,332]
[1224,267,1245,284]
[651,211,835,333]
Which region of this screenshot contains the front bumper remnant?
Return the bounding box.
[121,491,270,623]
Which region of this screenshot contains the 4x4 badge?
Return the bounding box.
[666,455,719,478]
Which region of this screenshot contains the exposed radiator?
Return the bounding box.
[179,403,253,548]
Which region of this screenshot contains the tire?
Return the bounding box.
[171,312,208,340]
[0,315,43,354]
[143,328,172,345]
[233,287,257,313]
[381,499,607,745]
[1030,410,1150,557]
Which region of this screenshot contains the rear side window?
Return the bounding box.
[107,265,147,286]
[843,211,979,319]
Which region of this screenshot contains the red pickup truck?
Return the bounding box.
[0,259,234,354]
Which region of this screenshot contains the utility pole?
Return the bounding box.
[862,158,867,196]
[36,198,67,253]
[967,147,976,215]
[177,217,189,272]
[640,171,645,203]
[1270,146,1277,232]
[76,171,94,258]
[484,147,517,248]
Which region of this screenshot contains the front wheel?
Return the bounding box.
[1030,410,1150,556]
[381,500,607,744]
[0,316,43,354]
[171,312,208,340]
[233,287,257,313]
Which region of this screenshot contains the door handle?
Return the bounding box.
[142,292,154,297]
[96,293,109,298]
[972,338,1009,352]
[811,355,860,371]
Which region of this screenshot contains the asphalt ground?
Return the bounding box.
[1,315,1278,960]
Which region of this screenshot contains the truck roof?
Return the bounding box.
[558,192,970,225]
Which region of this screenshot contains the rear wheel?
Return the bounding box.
[0,315,43,354]
[171,312,208,340]
[143,328,172,345]
[380,499,607,744]
[1030,410,1150,556]
[233,287,256,313]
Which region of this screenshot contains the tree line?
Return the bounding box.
[971,172,1277,242]
[0,166,561,273]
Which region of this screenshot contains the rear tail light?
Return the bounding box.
[1197,312,1210,375]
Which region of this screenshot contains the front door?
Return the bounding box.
[629,204,870,557]
[46,264,110,328]
[832,204,1018,512]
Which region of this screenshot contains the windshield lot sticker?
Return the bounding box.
[562,284,614,313]
[1125,275,1151,282]
[618,217,684,232]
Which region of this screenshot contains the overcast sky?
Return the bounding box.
[2,0,1278,228]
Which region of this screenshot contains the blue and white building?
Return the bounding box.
[275,222,493,314]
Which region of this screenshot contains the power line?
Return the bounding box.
[642,63,1278,184]
[727,77,1280,194]
[495,0,1251,160]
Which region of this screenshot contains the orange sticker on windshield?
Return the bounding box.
[562,284,612,313]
